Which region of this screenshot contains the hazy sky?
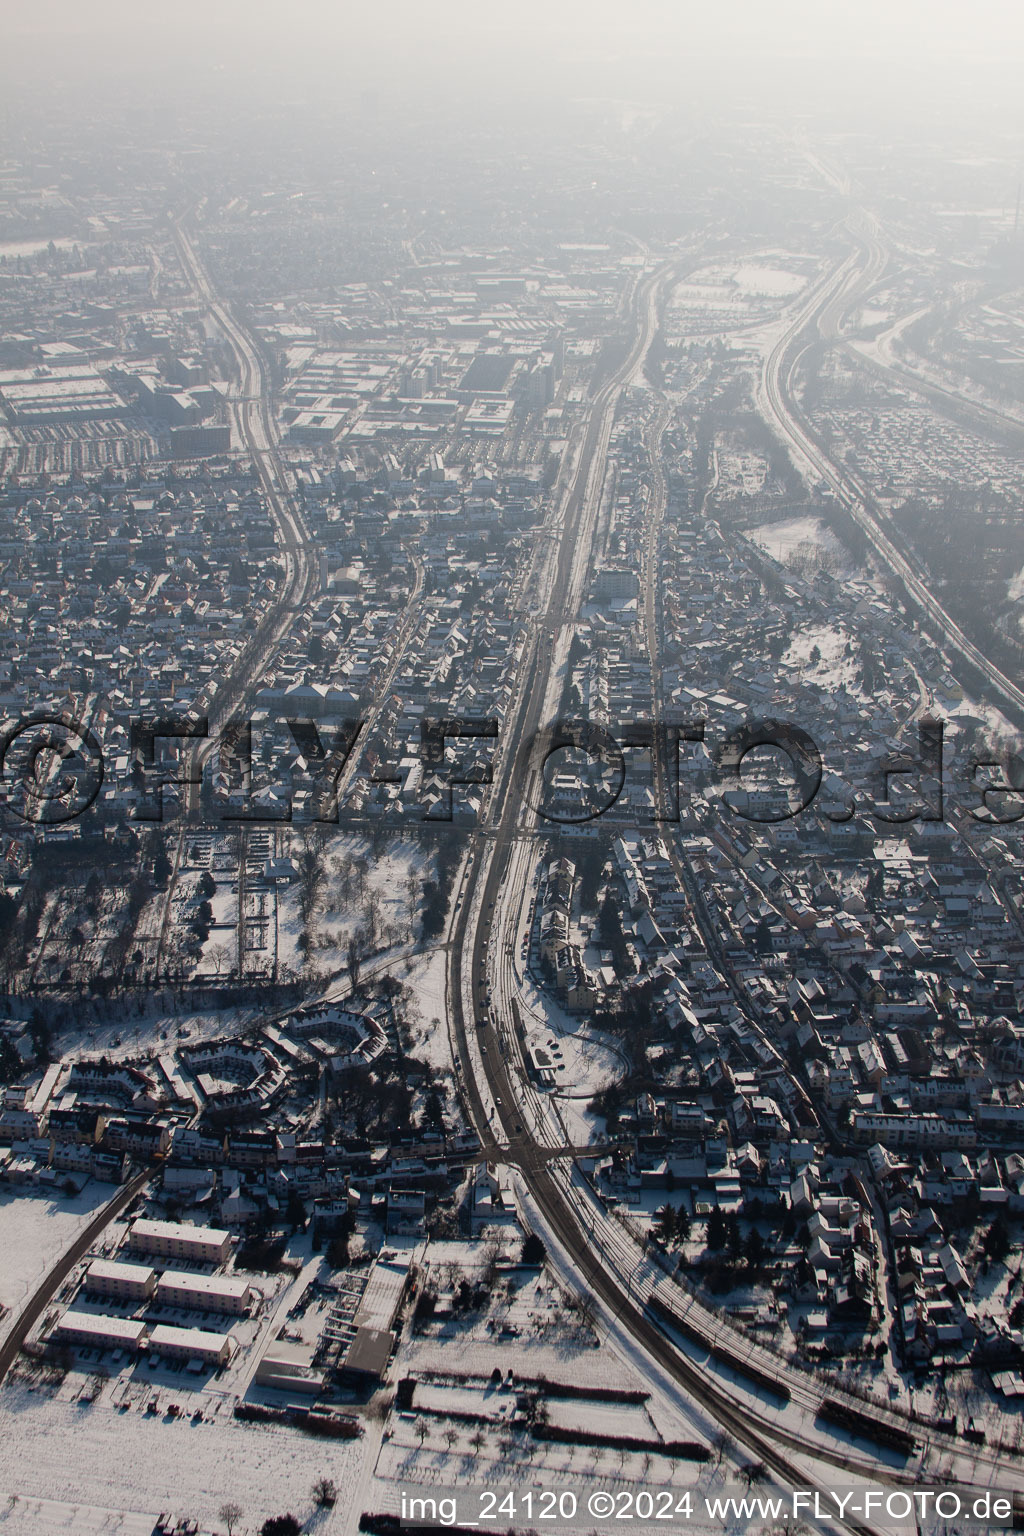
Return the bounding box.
[6,0,1024,62]
[4,0,1024,142]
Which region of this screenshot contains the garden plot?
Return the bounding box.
[413,1379,518,1423]
[543,1397,654,1439]
[371,1414,718,1533]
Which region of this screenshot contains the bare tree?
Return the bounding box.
[210,941,232,977]
[312,1477,337,1507]
[219,1503,243,1536]
[482,1238,502,1286]
[575,1290,599,1333]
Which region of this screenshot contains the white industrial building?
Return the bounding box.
[155,1271,252,1315]
[128,1219,232,1265]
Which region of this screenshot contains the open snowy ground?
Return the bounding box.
[782,621,863,692]
[39,998,263,1066]
[0,1379,370,1535]
[401,945,454,1073]
[748,513,856,577]
[0,1182,111,1345]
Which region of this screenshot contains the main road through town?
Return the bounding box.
[445,259,911,1533]
[171,214,319,818]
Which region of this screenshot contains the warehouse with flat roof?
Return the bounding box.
[148,1324,234,1366]
[155,1271,251,1315]
[55,1310,147,1353]
[84,1258,157,1303]
[128,1219,231,1264]
[0,364,125,424]
[338,1324,393,1385]
[255,1341,324,1395]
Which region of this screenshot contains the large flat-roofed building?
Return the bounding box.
[287,409,346,444]
[255,1341,324,1395]
[169,423,231,458]
[149,1324,233,1367]
[128,1219,231,1265]
[338,1324,393,1386]
[155,1272,251,1316]
[0,364,125,424]
[84,1258,157,1303]
[55,1309,147,1353]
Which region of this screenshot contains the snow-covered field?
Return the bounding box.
[44,1000,262,1066]
[731,264,806,298]
[402,947,454,1073]
[278,831,427,976]
[748,513,856,577]
[0,1381,368,1534]
[0,1183,111,1345]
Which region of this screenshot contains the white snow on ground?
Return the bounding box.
[731,265,806,297]
[0,1381,368,1534]
[40,998,263,1066]
[403,946,454,1073]
[0,1499,159,1535]
[945,701,1021,751]
[782,621,862,692]
[0,1182,111,1345]
[543,1397,653,1438]
[510,972,624,1147]
[748,513,856,576]
[276,831,427,979]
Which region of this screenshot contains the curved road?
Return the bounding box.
[759,216,1024,721]
[444,261,900,1531]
